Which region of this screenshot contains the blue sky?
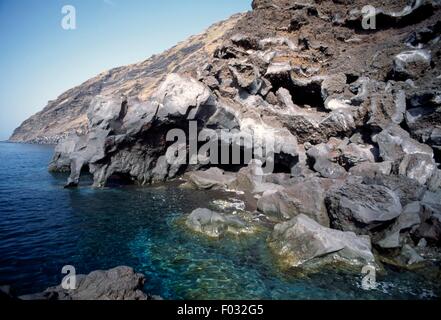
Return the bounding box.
[0,0,251,141]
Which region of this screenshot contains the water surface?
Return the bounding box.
[0,142,439,299]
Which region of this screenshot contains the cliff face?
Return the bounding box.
[9,0,441,278]
[10,0,440,145]
[9,14,244,144]
[41,0,441,187]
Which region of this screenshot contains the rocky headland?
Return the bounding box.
[9,0,441,290]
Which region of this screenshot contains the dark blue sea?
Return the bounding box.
[0,142,439,299]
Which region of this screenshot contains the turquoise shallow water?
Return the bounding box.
[0,142,440,299]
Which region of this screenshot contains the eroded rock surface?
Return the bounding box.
[269,214,376,270]
[19,266,155,301]
[10,0,441,275]
[186,208,253,237]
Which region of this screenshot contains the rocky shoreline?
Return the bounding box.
[1,266,161,301]
[8,0,441,297]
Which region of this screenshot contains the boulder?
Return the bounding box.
[400,245,425,265]
[377,231,401,249]
[269,214,376,269]
[20,266,151,300]
[229,60,262,94]
[257,178,332,226]
[324,98,353,111]
[374,124,434,162]
[405,102,441,152]
[230,33,259,50]
[306,139,347,178]
[155,73,215,120]
[393,50,432,80]
[311,158,347,179]
[326,183,402,234]
[185,208,250,237]
[338,142,377,168]
[398,153,437,185]
[321,74,347,101]
[414,191,441,244]
[363,174,426,206]
[184,167,237,190]
[428,169,441,191]
[376,202,421,249]
[349,161,393,177]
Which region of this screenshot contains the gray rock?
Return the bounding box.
[349,161,393,177]
[230,33,259,50]
[326,183,402,234]
[313,158,347,179]
[428,168,441,192]
[185,208,250,238]
[401,245,425,265]
[155,73,215,121]
[229,60,262,94]
[184,167,237,190]
[338,142,377,168]
[392,90,407,124]
[393,50,432,80]
[324,98,353,111]
[265,62,292,77]
[431,127,441,145]
[259,37,297,51]
[257,178,333,226]
[395,201,422,232]
[20,266,151,300]
[363,174,426,206]
[321,73,347,101]
[399,153,437,185]
[415,191,441,244]
[269,214,376,269]
[377,231,401,249]
[306,139,347,178]
[376,202,421,249]
[374,124,434,162]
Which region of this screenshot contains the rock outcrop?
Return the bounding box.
[269,214,376,270]
[186,208,253,237]
[9,0,441,276]
[19,266,156,300]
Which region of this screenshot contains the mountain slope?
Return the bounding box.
[9,13,244,144]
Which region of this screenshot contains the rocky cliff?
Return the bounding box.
[10,0,441,275]
[9,13,244,144]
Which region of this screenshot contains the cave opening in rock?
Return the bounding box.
[434,148,441,168]
[289,82,325,111]
[270,161,293,174]
[266,74,326,112]
[212,142,251,173]
[106,172,135,187]
[345,73,359,84]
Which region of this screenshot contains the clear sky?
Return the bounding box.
[0,0,251,141]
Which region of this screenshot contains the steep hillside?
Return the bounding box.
[9,13,244,144]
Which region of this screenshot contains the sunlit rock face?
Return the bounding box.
[10,0,441,273]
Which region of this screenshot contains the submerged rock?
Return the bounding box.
[186,208,252,238]
[183,168,237,190]
[269,214,376,270]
